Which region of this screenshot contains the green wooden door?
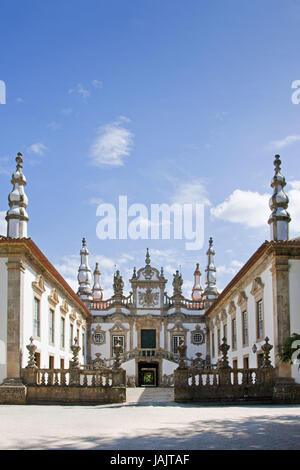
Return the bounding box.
[141,329,156,349]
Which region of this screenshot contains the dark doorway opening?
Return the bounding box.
[138,362,159,387]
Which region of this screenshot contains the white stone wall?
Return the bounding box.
[21,263,86,370]
[0,257,8,383]
[210,263,275,369]
[289,260,300,383]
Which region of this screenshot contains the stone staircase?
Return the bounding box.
[126,387,174,404]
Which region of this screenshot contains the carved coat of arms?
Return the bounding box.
[138,288,159,307]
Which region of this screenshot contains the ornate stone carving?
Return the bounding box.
[261,337,273,368]
[138,288,159,307]
[92,325,106,345]
[219,337,231,369]
[48,288,59,307]
[250,277,264,296]
[177,338,187,369]
[172,270,183,298]
[237,290,248,307]
[32,275,45,296]
[26,337,37,369]
[60,299,69,315]
[113,270,124,298]
[70,337,81,369]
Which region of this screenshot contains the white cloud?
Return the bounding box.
[210,181,300,236]
[68,83,90,99]
[269,135,300,149]
[211,190,270,228]
[171,181,211,206]
[46,121,62,130]
[15,97,24,103]
[217,259,244,276]
[90,119,133,167]
[91,79,103,88]
[26,142,48,156]
[288,181,300,234]
[61,107,73,116]
[0,211,7,236]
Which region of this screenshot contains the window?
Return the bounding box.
[172,335,185,354]
[49,355,54,369]
[77,328,80,342]
[243,356,249,369]
[257,300,264,339]
[82,332,85,358]
[112,335,124,355]
[192,332,204,344]
[217,328,221,354]
[223,324,227,343]
[141,329,156,349]
[257,352,264,368]
[242,311,248,346]
[232,359,238,369]
[33,297,40,337]
[49,309,55,344]
[60,317,65,349]
[69,324,73,348]
[232,318,237,350]
[60,358,65,369]
[212,332,215,357]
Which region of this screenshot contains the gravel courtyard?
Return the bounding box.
[0,389,300,450]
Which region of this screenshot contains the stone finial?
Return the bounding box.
[145,247,151,265]
[26,336,37,369]
[113,338,123,369]
[177,338,187,369]
[203,237,219,308]
[6,152,29,238]
[77,237,93,302]
[219,337,231,369]
[70,337,81,369]
[268,154,291,241]
[261,337,273,368]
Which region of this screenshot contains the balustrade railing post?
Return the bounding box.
[21,337,38,385]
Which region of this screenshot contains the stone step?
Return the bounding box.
[126,387,174,404]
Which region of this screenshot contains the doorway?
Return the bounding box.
[138,362,159,387]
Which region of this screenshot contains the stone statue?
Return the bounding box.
[113,270,124,298]
[172,270,183,297]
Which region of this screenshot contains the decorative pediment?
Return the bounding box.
[138,287,159,307]
[215,314,221,326]
[228,301,236,317]
[32,275,46,296]
[60,299,69,315]
[48,288,59,307]
[109,320,129,333]
[237,290,248,307]
[167,320,189,333]
[220,308,227,322]
[250,277,264,296]
[69,308,77,322]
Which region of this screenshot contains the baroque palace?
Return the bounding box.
[0,152,300,401]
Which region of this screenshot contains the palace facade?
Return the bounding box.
[0,152,299,389]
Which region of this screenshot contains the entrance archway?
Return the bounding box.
[138,362,159,387]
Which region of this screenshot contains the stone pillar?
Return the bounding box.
[271,254,291,378]
[5,258,26,383]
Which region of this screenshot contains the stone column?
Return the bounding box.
[5,258,26,383]
[271,254,291,377]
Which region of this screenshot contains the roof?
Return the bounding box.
[205,239,300,317]
[0,237,91,317]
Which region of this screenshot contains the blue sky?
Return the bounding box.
[1,0,300,297]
